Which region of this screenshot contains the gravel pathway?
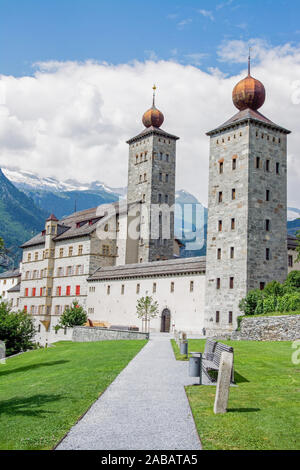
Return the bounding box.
[57,333,202,450]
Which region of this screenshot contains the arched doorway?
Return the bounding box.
[161,308,171,333]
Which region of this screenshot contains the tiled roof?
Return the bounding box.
[0,268,20,279]
[288,234,298,250]
[88,256,206,281]
[7,282,21,293]
[127,126,179,144]
[20,201,129,248]
[207,108,291,135]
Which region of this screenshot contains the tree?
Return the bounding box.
[0,237,14,270]
[136,296,159,333]
[0,237,5,268]
[55,300,87,331]
[0,302,36,356]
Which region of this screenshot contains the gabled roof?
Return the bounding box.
[207,108,291,136]
[88,256,206,281]
[20,201,130,248]
[288,234,298,250]
[0,268,20,279]
[7,282,21,293]
[126,126,179,144]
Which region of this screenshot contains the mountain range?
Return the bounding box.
[0,169,47,268]
[0,167,299,267]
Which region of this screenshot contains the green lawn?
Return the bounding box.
[171,339,300,450]
[0,340,146,450]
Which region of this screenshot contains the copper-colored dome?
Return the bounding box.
[142,85,164,128]
[142,106,164,128]
[233,74,265,111]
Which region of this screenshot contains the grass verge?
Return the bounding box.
[172,338,300,450]
[0,339,146,450]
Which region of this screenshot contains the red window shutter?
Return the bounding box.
[40,287,43,297]
[24,305,27,311]
[66,286,70,296]
[32,288,36,297]
[25,288,28,297]
[58,286,61,296]
[76,285,80,295]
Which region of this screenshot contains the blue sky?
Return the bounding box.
[0,0,298,76]
[0,0,300,207]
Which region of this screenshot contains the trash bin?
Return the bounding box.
[189,352,202,385]
[180,340,188,356]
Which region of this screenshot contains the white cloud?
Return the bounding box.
[217,38,269,63]
[198,9,214,21]
[0,41,300,207]
[177,18,192,30]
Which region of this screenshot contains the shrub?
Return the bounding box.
[262,295,278,314]
[239,289,263,315]
[0,302,36,356]
[254,298,264,316]
[55,300,87,331]
[263,281,284,298]
[277,292,300,313]
[284,271,300,290]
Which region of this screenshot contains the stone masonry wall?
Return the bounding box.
[126,131,177,263]
[204,123,250,334]
[72,326,149,342]
[204,120,288,337]
[231,315,300,341]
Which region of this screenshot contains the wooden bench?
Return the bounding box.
[203,338,217,362]
[202,340,234,383]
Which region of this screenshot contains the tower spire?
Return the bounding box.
[152,84,156,107]
[248,47,251,76]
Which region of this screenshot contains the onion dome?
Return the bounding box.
[232,53,266,111]
[142,85,164,128]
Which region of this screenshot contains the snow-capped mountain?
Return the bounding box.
[1,167,298,259]
[2,168,127,196]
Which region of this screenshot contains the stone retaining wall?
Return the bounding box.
[231,314,300,341]
[72,326,149,342]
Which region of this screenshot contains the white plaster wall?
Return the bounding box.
[87,274,206,334]
[0,277,18,300]
[52,237,91,311]
[34,316,73,346]
[6,290,20,310]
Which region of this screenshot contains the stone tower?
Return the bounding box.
[204,57,291,335]
[125,86,179,264]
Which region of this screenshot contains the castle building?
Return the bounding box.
[6,72,296,341]
[18,204,127,334]
[204,57,291,335]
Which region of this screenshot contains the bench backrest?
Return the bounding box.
[204,339,217,359]
[213,342,234,368]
